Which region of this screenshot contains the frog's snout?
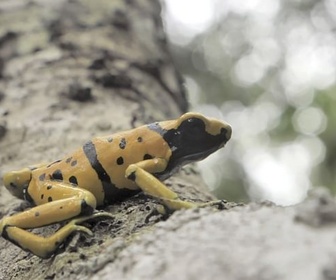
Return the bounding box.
[221,124,232,143]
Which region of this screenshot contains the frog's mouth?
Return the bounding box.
[184,143,225,162]
[157,142,226,180]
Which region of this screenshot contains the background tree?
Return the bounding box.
[164,0,335,205]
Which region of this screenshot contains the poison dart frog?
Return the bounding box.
[0,112,231,258]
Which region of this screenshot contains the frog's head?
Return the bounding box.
[159,112,232,175]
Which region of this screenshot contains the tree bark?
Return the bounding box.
[0,0,218,278]
[1,1,336,280]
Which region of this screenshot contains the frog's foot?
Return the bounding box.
[197,199,228,210]
[64,211,114,232]
[155,198,229,212]
[2,211,114,258]
[2,221,90,258]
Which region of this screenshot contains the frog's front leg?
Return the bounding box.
[125,158,199,210]
[0,181,111,258]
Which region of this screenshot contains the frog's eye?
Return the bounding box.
[184,118,205,135]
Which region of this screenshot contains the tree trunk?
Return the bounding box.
[1,1,336,280]
[0,0,219,278]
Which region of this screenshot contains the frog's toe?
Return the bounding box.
[72,225,93,236]
[199,199,228,210]
[68,211,114,227]
[214,199,229,210]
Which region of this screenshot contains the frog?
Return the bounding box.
[0,112,232,258]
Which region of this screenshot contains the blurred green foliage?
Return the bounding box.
[163,0,336,205]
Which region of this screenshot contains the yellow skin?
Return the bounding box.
[0,112,232,258]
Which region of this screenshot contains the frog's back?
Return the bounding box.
[28,124,171,205]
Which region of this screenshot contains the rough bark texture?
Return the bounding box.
[0,1,336,280]
[90,188,336,280]
[0,0,220,278]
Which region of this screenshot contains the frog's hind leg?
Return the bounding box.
[0,181,112,258]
